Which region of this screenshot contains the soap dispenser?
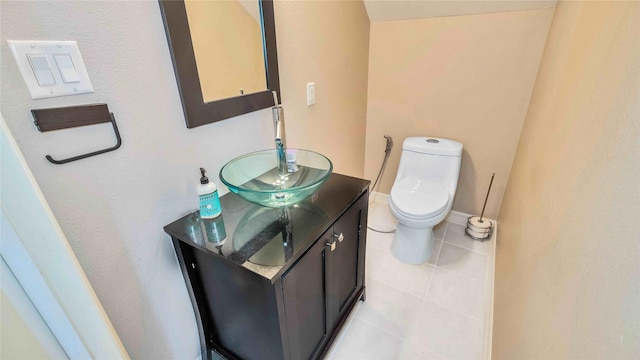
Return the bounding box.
[198,167,222,219]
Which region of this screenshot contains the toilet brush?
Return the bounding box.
[465,173,494,241]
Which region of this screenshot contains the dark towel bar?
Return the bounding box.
[31,104,122,165]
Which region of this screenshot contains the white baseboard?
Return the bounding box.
[370,191,389,205]
[446,210,471,226]
[484,224,496,359]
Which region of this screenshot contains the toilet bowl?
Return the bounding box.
[389,137,462,264]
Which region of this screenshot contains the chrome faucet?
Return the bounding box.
[272,91,287,176]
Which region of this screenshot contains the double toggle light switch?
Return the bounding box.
[8,40,94,99]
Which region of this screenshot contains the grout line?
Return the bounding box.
[369,221,487,284]
[422,266,437,301]
[431,262,489,285]
[367,242,391,253]
[404,339,448,360]
[429,240,444,266]
[442,220,450,238]
[374,264,435,300]
[364,279,426,307]
[410,298,449,360]
[441,238,491,256]
[375,258,432,281]
[326,300,362,358]
[353,314,406,341]
[433,221,449,258]
[423,298,484,323]
[425,268,487,321]
[366,236,393,253]
[442,224,494,254]
[365,209,488,359]
[422,238,444,300]
[431,261,488,285]
[370,250,391,280]
[410,298,485,360]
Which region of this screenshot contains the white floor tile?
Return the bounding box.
[426,267,486,320]
[366,246,389,280]
[436,243,488,282]
[356,280,423,339]
[330,200,490,360]
[367,230,394,252]
[368,202,397,233]
[369,232,440,265]
[398,338,445,360]
[433,222,448,241]
[409,301,484,360]
[444,223,493,255]
[376,253,435,299]
[426,240,443,266]
[330,317,404,360]
[325,300,362,359]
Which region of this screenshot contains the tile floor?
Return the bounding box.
[326,201,494,360]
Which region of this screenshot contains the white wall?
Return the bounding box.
[1,2,273,358]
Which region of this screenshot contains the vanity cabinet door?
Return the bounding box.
[281,234,331,360]
[281,195,367,360]
[327,199,364,329]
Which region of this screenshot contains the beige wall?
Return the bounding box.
[364,0,556,21]
[274,0,370,178]
[364,8,554,219]
[186,0,266,101]
[1,292,53,359]
[493,1,640,358]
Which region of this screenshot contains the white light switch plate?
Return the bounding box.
[7,40,94,99]
[306,82,316,106]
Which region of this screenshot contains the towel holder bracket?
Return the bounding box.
[31,103,122,165]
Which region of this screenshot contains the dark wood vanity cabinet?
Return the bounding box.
[164,174,369,360]
[282,198,366,359]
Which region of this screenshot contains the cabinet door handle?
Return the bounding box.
[326,241,336,251]
[334,233,344,242]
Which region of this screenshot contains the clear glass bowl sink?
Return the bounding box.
[219,149,333,208]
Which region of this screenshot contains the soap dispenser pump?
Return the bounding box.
[198,167,221,219]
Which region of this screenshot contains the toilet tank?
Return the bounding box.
[395,137,463,194]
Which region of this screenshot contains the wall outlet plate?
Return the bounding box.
[7,40,94,100]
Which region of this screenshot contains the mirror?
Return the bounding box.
[185,0,267,102]
[159,0,280,128]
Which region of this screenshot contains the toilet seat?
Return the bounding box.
[390,178,449,220]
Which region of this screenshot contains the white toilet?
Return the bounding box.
[389,137,463,264]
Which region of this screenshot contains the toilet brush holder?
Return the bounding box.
[465,173,495,241]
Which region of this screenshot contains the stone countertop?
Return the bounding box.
[164,173,370,283]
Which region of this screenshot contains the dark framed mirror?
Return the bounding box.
[159,0,280,128]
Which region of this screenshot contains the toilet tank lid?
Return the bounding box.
[403,137,463,156]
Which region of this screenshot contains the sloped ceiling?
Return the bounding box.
[364,0,557,21]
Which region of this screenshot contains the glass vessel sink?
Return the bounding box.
[220,149,332,208]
